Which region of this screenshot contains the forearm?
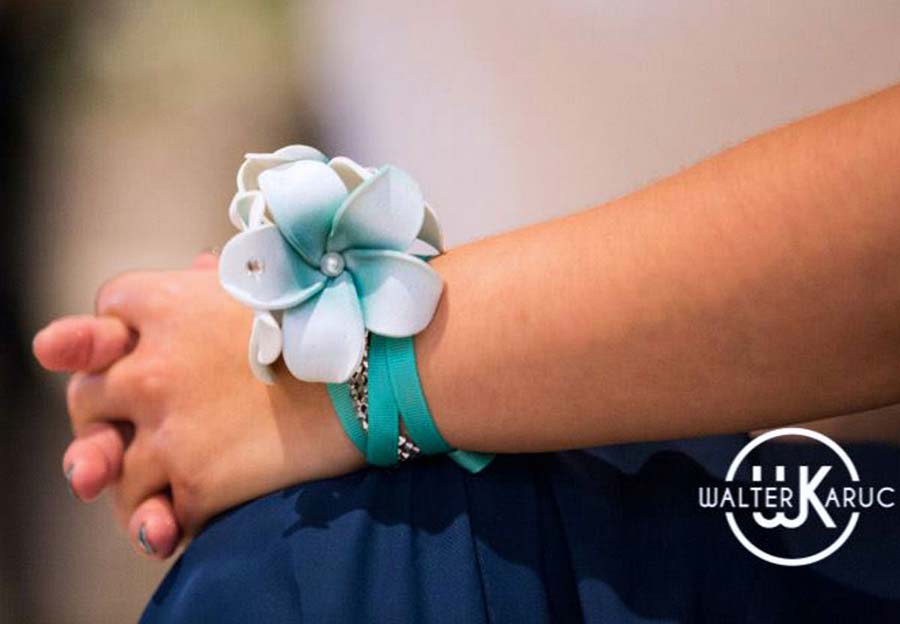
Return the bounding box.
[417,83,900,452]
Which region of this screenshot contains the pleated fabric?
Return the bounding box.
[141,435,900,623]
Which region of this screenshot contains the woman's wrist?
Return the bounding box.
[268,363,367,483]
[217,147,492,471]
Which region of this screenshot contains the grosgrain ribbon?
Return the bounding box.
[366,336,401,466]
[379,334,450,454]
[327,333,494,473]
[381,335,493,472]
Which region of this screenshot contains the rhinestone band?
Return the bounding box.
[348,333,421,462]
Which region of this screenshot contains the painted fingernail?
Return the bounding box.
[138,523,155,556]
[64,464,79,500]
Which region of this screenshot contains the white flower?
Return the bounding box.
[219,145,445,384]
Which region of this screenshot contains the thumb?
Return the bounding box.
[33,315,136,373]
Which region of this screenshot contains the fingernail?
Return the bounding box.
[64,464,79,500]
[201,246,220,256]
[138,523,155,556]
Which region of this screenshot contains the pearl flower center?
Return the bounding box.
[319,252,345,277]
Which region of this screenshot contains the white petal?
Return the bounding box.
[344,249,444,336]
[259,160,347,264]
[247,312,281,385]
[281,273,366,383]
[328,156,372,193]
[252,311,283,364]
[219,224,326,310]
[418,202,445,252]
[228,190,267,231]
[272,145,327,161]
[248,349,277,384]
[327,166,425,253]
[236,145,327,191]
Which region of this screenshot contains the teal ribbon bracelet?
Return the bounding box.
[381,335,493,472]
[327,335,493,473]
[380,334,449,454]
[217,146,489,473]
[366,335,401,466]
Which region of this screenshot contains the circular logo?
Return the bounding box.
[723,427,860,567]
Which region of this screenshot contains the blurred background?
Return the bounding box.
[1,1,898,621]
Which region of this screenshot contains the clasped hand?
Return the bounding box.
[33,253,364,559]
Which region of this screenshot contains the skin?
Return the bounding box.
[34,83,900,559]
[35,257,364,558]
[419,82,900,451]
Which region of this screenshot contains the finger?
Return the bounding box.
[128,493,181,560]
[191,249,219,270]
[33,315,135,373]
[66,372,123,436]
[95,270,168,327]
[62,423,128,502]
[66,360,151,436]
[112,436,170,530]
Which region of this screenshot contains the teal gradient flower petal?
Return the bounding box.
[327,157,444,251]
[344,249,443,336]
[327,166,425,253]
[281,273,366,383]
[236,145,327,192]
[219,224,326,311]
[259,160,348,264]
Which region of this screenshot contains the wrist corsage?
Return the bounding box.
[219,146,491,473]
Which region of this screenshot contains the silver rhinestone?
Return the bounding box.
[319,252,345,277]
[347,332,422,463]
[246,257,265,275]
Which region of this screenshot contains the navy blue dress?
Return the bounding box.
[141,435,900,623]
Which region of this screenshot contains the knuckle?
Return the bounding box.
[141,285,175,315]
[153,274,192,309]
[121,357,170,405]
[95,271,137,315]
[136,369,167,402]
[96,270,177,317]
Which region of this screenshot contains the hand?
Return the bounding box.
[34,254,365,558]
[34,253,216,558]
